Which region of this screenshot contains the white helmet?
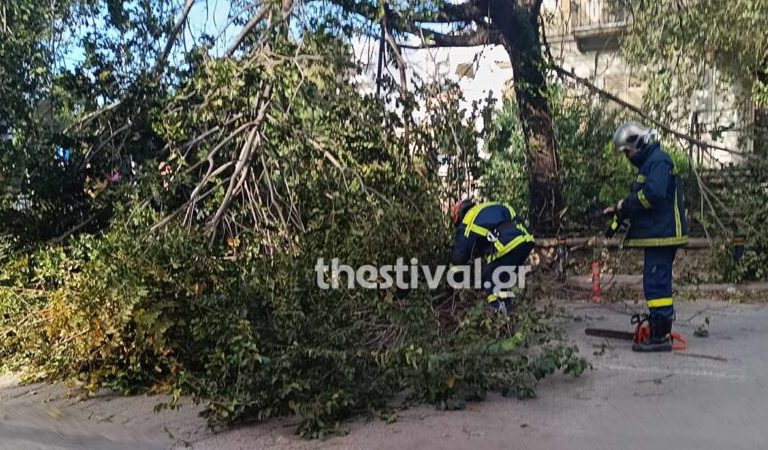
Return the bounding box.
[612,121,658,152]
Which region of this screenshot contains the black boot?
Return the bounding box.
[632,315,673,352]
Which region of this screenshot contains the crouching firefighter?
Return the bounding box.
[608,122,688,352]
[450,199,535,314]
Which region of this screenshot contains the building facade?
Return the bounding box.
[543,0,752,166]
[352,0,753,167]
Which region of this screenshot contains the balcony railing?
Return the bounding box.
[571,0,628,31]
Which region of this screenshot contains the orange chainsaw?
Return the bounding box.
[585,314,687,350]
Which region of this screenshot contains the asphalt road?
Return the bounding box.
[2,300,767,450]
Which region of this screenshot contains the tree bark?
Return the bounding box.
[489,0,563,234]
[327,0,564,233]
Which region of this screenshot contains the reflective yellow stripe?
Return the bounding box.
[468,223,491,236]
[647,297,674,308]
[462,204,483,237]
[463,202,500,238]
[636,174,646,183]
[673,187,682,238]
[463,202,520,238]
[624,236,689,247]
[637,190,652,209]
[463,202,533,258]
[487,233,535,263]
[487,292,514,303]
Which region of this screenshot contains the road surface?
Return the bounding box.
[2,300,767,450]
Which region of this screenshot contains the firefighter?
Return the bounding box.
[450,199,535,314]
[607,121,688,352]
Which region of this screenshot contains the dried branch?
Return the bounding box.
[179,113,244,159]
[151,183,221,232]
[183,120,253,176]
[63,99,123,134]
[79,122,133,170]
[688,163,728,235]
[382,5,407,97]
[206,83,274,234]
[1,5,8,35]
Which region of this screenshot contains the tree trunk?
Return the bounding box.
[489,0,563,235]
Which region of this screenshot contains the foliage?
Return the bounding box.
[0,12,588,439]
[703,156,768,282]
[620,0,768,129]
[481,90,691,232]
[480,99,529,208]
[620,0,768,281]
[482,91,629,223]
[0,0,177,244]
[327,0,566,232]
[1,187,587,438]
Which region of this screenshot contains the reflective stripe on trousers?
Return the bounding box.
[643,246,678,319]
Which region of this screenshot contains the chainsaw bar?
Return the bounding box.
[585,328,635,340]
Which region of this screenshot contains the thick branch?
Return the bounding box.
[326,0,501,48]
[153,0,195,81]
[328,0,488,24]
[206,83,274,234]
[328,0,498,44]
[401,0,489,23]
[0,5,7,35]
[383,5,407,96]
[385,3,501,47]
[553,66,748,157]
[531,0,545,16]
[400,27,503,48]
[226,4,271,57]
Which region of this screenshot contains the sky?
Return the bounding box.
[185,0,514,109]
[57,0,515,134]
[58,0,513,96]
[184,0,235,55]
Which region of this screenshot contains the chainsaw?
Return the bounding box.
[585,314,687,350]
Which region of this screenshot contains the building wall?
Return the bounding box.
[542,0,751,165]
[352,0,752,166]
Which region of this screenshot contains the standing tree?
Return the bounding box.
[321,0,563,233]
[621,0,768,144]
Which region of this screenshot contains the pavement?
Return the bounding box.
[2,299,768,450]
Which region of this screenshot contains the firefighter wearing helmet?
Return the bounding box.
[607,121,688,352]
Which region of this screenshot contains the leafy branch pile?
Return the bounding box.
[0,4,587,437]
